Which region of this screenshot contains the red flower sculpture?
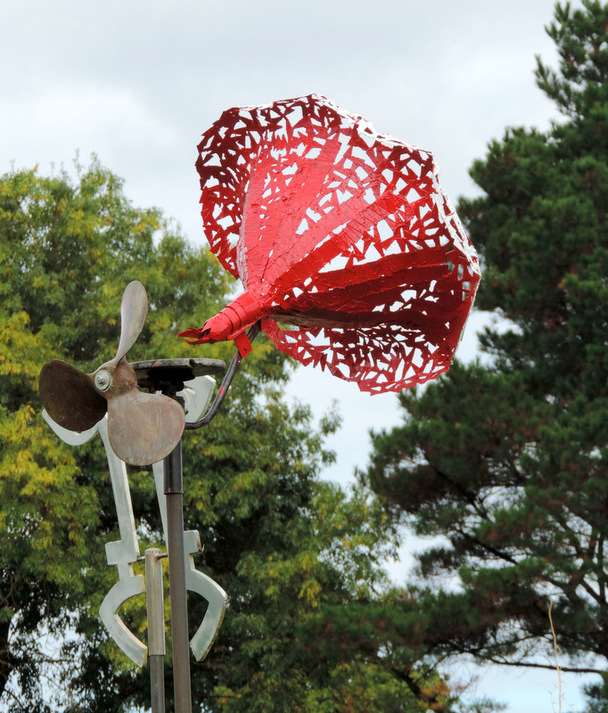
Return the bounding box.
[180,94,480,394]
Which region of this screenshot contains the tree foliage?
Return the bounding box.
[364,0,608,704]
[0,159,477,712]
[0,158,234,709]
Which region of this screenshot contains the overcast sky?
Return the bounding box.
[2,1,593,710]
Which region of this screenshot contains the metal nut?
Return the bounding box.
[94,369,112,392]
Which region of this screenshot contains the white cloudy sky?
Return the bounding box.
[2,0,595,710]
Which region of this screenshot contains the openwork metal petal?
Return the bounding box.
[182,94,481,393]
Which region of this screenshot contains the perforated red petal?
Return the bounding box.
[182,94,480,393]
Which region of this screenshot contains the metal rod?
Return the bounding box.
[163,442,192,713]
[185,322,261,430]
[145,548,166,713]
[149,655,166,713]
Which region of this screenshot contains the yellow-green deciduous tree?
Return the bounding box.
[0,160,477,713]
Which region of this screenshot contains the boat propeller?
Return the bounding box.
[39,281,185,466]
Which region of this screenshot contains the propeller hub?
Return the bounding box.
[94,369,113,392]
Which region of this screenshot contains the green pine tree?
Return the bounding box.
[0,159,469,712]
[364,1,608,708]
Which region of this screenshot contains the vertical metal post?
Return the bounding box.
[145,548,166,713]
[163,441,192,713]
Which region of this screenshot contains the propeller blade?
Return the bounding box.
[107,389,185,466]
[114,281,148,363]
[39,360,107,432]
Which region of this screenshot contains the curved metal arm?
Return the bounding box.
[185,322,261,430]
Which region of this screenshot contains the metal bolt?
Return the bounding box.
[94,369,112,392]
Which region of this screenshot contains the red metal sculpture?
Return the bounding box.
[179,94,480,394]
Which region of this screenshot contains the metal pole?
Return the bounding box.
[145,548,166,713]
[163,441,192,713]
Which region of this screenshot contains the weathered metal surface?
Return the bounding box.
[145,548,166,656]
[116,280,148,362]
[107,376,185,466]
[146,547,166,713]
[164,443,192,713]
[133,358,225,389]
[39,360,106,432]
